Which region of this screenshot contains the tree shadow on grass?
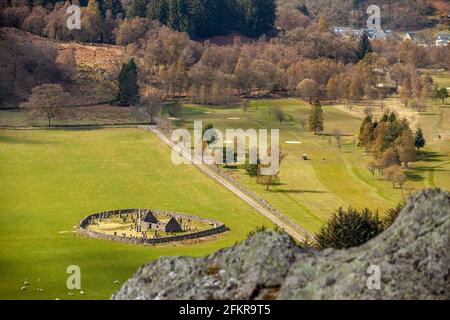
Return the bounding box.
[270,189,329,194]
[0,135,56,145]
[418,151,445,162]
[405,172,425,182]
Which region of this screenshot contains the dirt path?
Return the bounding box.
[146,126,308,242]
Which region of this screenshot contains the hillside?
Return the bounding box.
[426,0,450,14]
[0,28,123,108]
[279,0,449,30]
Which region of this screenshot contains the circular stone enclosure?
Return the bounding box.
[79,209,227,245]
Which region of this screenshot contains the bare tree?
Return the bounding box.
[383,164,407,193]
[363,105,373,117]
[274,107,286,123]
[332,129,343,151]
[300,118,307,129]
[367,160,379,179]
[297,78,319,104]
[141,96,162,124]
[25,84,68,126]
[241,99,249,112]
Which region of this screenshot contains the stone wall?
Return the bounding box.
[78,209,227,245]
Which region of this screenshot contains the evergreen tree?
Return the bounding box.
[142,0,276,39]
[167,0,191,34]
[296,3,309,16]
[128,0,147,18]
[118,59,139,106]
[308,98,324,135]
[380,113,389,122]
[388,112,397,122]
[189,0,220,39]
[383,201,405,229]
[315,207,384,250]
[415,128,425,151]
[102,0,124,17]
[359,115,372,135]
[357,30,372,61]
[437,87,449,104]
[241,0,276,37]
[147,0,169,23]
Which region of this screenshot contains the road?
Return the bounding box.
[146,126,307,242]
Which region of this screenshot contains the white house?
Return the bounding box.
[333,27,389,40]
[403,32,430,46]
[435,32,450,47]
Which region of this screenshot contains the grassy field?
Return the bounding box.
[0,105,144,127]
[1,90,449,300]
[0,128,272,300]
[177,97,450,232]
[431,72,450,88]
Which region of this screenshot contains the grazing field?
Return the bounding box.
[178,98,450,232]
[0,128,271,300]
[1,96,449,300]
[432,72,450,88]
[0,105,144,127]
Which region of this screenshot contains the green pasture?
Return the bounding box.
[178,98,450,232]
[0,128,271,300]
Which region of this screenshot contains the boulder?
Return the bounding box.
[112,188,450,300]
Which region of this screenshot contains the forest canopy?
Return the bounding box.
[134,0,277,39]
[1,0,277,39]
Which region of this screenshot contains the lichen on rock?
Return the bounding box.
[112,188,450,300]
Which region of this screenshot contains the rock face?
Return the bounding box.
[112,189,450,300]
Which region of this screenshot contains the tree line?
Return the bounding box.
[144,0,277,39]
[359,112,426,193]
[1,2,449,108]
[0,0,276,39]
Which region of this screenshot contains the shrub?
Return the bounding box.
[315,207,384,250]
[383,201,405,229]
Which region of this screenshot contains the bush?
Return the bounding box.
[383,201,405,229]
[315,207,384,250]
[247,225,267,238]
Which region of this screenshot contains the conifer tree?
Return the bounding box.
[308,98,324,135]
[415,128,425,151]
[357,30,372,61]
[189,0,219,39]
[102,0,124,17]
[118,59,139,106]
[147,0,169,23]
[128,0,147,18]
[167,0,191,34]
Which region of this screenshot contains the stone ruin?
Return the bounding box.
[78,208,227,245]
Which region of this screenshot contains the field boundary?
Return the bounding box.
[147,126,312,242]
[0,123,149,130]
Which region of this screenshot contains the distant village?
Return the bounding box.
[332,26,450,47]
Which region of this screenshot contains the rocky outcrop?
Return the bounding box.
[112,188,450,300]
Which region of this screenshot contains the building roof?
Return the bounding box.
[165,217,182,232]
[436,32,450,41]
[142,211,158,224]
[332,27,388,40]
[404,32,430,45]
